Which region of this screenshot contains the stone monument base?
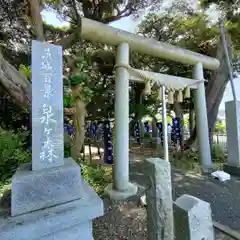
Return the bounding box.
[223,163,240,177]
[11,157,84,216]
[104,182,138,200]
[0,180,103,240]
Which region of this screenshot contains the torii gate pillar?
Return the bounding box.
[104,42,138,200]
[193,63,212,172]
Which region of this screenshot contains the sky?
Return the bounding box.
[42,6,240,115]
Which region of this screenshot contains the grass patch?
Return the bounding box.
[0,178,11,198]
[0,126,31,198]
[130,142,226,174]
[81,163,112,196]
[168,144,226,173]
[170,150,205,173]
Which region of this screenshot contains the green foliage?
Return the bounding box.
[45,0,61,7]
[169,143,226,173]
[81,163,112,195]
[80,86,94,103]
[67,57,95,104]
[0,99,29,130]
[154,115,174,124]
[211,143,226,163]
[170,150,202,173]
[132,9,220,119]
[0,127,31,181]
[144,132,151,138]
[138,7,239,81]
[131,103,148,118]
[184,119,189,126]
[135,5,239,135]
[138,11,220,66]
[69,75,87,86]
[200,0,240,24]
[64,94,72,108]
[167,116,172,124]
[64,142,71,158]
[214,121,226,134]
[19,64,31,81]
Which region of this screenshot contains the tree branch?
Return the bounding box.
[71,0,81,25]
[0,50,31,110]
[27,0,45,41]
[54,31,79,49]
[102,3,134,24]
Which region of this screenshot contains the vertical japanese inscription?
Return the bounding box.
[32,40,64,170]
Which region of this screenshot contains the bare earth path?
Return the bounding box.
[93,154,240,240]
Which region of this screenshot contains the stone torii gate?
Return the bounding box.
[80,17,220,200]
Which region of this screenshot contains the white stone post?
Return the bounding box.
[104,42,138,200]
[145,158,174,240]
[193,63,212,172]
[223,100,240,176]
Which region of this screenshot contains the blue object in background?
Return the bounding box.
[172,117,182,145]
[84,121,91,138]
[91,121,98,137]
[157,122,163,146]
[134,122,141,144]
[98,121,104,140]
[103,120,114,164]
[64,123,75,136]
[144,121,150,133]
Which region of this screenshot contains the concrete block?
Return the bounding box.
[104,182,138,200]
[174,194,214,240]
[43,221,92,240]
[11,157,84,216]
[0,180,104,240]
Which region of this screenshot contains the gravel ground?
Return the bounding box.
[93,197,234,240]
[93,153,240,240]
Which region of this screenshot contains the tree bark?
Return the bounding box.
[206,43,231,138]
[70,85,86,160]
[0,0,43,111]
[28,0,44,41]
[0,51,31,109]
[173,102,183,127]
[151,115,158,138]
[130,83,145,137]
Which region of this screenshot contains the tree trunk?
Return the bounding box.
[173,102,183,128]
[0,0,42,107]
[70,85,86,160]
[28,0,44,41]
[0,51,31,109]
[184,41,231,149]
[130,83,145,137]
[151,115,158,138]
[206,43,231,138]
